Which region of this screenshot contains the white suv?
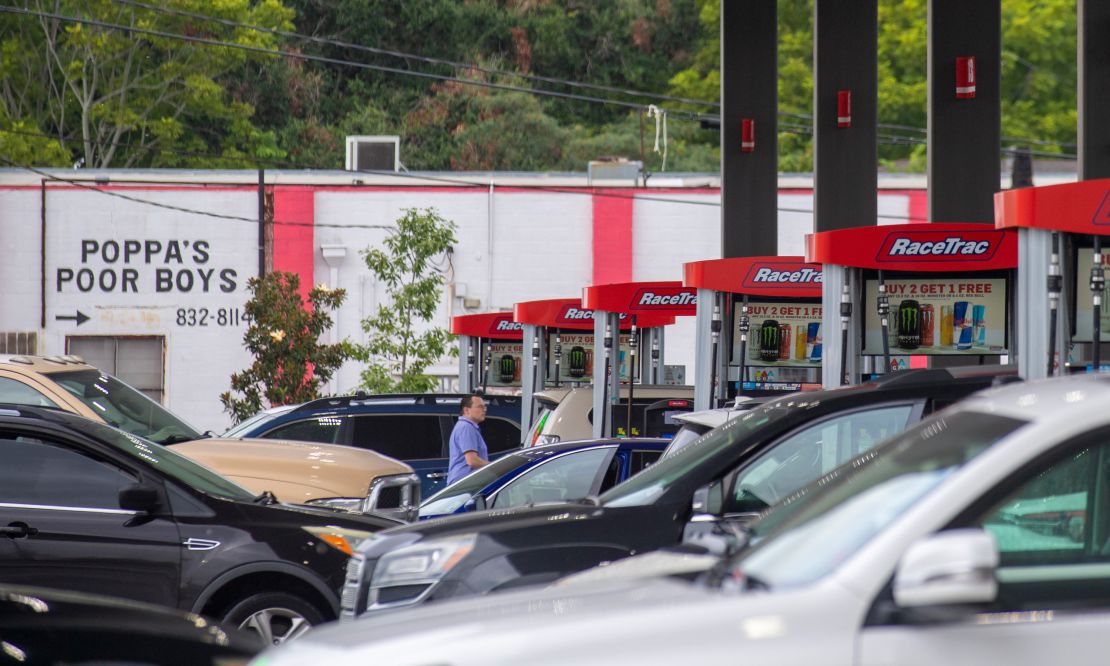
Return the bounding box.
[252,374,1110,666]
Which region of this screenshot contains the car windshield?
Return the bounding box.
[600,396,810,507]
[47,370,203,445]
[222,405,296,438]
[733,410,1027,590]
[73,416,256,501]
[660,423,712,460]
[420,452,535,516]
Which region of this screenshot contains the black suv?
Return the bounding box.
[341,367,1019,618]
[229,393,523,497]
[0,405,401,644]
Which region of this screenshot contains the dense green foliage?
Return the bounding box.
[0,0,1077,173]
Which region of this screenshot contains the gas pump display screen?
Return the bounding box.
[548,333,633,383]
[485,342,525,387]
[731,301,824,368]
[1072,251,1110,342]
[862,277,1008,355]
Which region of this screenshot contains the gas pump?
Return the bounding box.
[581,281,697,438]
[512,297,675,435]
[450,312,523,393]
[684,257,825,411]
[995,180,1110,377]
[805,223,1018,387]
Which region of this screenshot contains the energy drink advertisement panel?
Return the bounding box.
[1073,251,1110,342]
[731,301,825,368]
[484,342,525,387]
[862,277,1008,355]
[549,333,633,383]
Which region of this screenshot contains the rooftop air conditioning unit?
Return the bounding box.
[587,158,642,185]
[346,135,400,172]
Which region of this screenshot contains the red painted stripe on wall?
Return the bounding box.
[272,187,315,300]
[592,189,633,284]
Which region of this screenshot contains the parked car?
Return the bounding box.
[0,585,262,665]
[171,437,420,522]
[231,392,523,497]
[419,438,667,520]
[339,366,1018,618]
[0,355,420,519]
[526,385,695,447]
[253,373,1110,666]
[0,404,401,643]
[662,396,771,460]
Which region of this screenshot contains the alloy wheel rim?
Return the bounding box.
[239,607,312,645]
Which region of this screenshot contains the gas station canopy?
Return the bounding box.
[450,312,523,340]
[684,256,822,297]
[806,222,1018,272]
[995,179,1110,235]
[581,281,698,317]
[514,297,677,329]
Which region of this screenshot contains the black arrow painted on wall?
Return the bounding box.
[55,311,90,326]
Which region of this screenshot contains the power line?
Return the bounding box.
[0,4,713,123]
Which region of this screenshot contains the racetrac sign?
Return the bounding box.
[806,224,1017,272]
[450,312,523,340]
[632,288,697,309]
[684,257,823,299]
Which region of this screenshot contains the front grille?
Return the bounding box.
[374,584,431,605]
[375,485,402,509]
[346,554,365,582]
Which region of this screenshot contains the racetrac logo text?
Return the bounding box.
[877,231,1002,263]
[559,307,596,321]
[631,288,698,311]
[491,319,524,333]
[741,263,821,290]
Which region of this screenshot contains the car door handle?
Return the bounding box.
[426,472,448,479]
[2,522,39,539]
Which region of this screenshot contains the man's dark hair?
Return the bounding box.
[460,394,480,413]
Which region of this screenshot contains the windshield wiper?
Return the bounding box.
[252,490,279,505]
[577,494,601,506]
[158,435,195,445]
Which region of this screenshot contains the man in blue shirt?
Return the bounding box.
[446,394,489,484]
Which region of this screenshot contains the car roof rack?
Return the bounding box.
[290,392,520,414]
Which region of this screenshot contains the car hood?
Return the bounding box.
[378,501,605,541]
[170,437,412,503]
[234,496,403,531]
[553,548,720,587]
[256,576,853,666]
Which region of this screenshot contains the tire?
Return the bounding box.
[221,592,325,647]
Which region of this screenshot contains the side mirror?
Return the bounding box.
[465,493,488,512]
[365,474,421,522]
[690,481,723,516]
[894,529,998,612]
[119,484,161,513]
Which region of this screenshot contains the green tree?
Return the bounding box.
[0,0,293,168]
[358,208,457,394]
[221,272,353,424]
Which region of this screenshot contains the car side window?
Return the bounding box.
[0,377,59,407]
[726,404,915,513]
[0,436,137,509]
[351,415,444,460]
[491,447,614,509]
[262,416,345,444]
[961,435,1110,611]
[629,450,662,475]
[475,417,521,454]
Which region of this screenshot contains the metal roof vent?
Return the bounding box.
[345,136,400,173]
[587,157,642,185]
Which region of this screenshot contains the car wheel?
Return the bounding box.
[222,593,324,646]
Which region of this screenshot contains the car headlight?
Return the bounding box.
[304,497,365,513]
[302,526,374,556]
[371,533,477,588]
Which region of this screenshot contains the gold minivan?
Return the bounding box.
[525,384,695,446]
[0,355,419,520]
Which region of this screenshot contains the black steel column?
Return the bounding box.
[720,0,778,258]
[813,0,877,232]
[1080,0,1110,179]
[928,0,1000,222]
